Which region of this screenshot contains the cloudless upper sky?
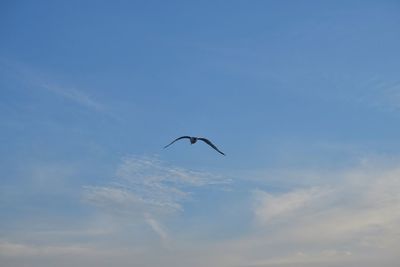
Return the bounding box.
[1,1,400,266]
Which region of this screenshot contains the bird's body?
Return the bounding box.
[164,136,225,155]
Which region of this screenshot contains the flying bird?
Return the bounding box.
[164,136,225,155]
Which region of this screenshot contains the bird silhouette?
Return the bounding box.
[164,136,225,155]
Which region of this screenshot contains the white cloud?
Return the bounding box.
[144,213,168,242]
[2,157,400,267]
[79,159,400,266]
[246,162,400,266]
[83,156,229,214]
[253,187,330,223]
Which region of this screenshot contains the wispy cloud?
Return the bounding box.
[253,186,330,224]
[357,77,400,113]
[244,161,400,266]
[2,60,105,112]
[83,156,230,215]
[2,157,400,267]
[79,157,400,266]
[144,213,168,243]
[82,155,231,249]
[41,82,104,111]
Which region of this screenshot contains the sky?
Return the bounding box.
[1,1,400,266]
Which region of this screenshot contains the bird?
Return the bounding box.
[164,136,225,155]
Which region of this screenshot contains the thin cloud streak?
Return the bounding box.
[41,82,104,111]
[357,77,400,113]
[144,213,168,242]
[2,60,107,113]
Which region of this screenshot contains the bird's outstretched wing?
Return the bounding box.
[164,136,191,149]
[198,138,225,155]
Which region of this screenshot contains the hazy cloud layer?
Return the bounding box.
[2,158,400,267]
[244,162,400,266]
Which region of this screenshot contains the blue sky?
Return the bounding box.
[1,1,400,266]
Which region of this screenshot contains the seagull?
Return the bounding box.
[164,136,225,155]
